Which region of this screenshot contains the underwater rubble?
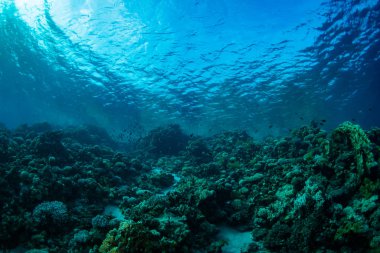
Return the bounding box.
[0,122,379,252]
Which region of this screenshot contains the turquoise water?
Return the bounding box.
[1,0,379,136]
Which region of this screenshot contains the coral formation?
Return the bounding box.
[0,121,379,252]
[136,124,189,156]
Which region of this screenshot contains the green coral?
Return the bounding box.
[99,221,161,253]
[334,220,368,241]
[360,178,380,199]
[331,122,374,176]
[99,218,190,253]
[303,151,314,162]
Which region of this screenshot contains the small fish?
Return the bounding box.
[321,119,326,122]
[352,118,357,122]
[268,125,273,129]
[300,117,304,120]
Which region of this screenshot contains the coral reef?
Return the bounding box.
[136,124,189,156]
[0,121,379,252]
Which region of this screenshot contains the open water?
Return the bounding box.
[0,0,379,136]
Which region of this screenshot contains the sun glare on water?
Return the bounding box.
[15,0,45,29]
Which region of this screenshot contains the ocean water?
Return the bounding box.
[1,0,380,252]
[0,0,379,136]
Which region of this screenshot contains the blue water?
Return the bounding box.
[0,0,379,136]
